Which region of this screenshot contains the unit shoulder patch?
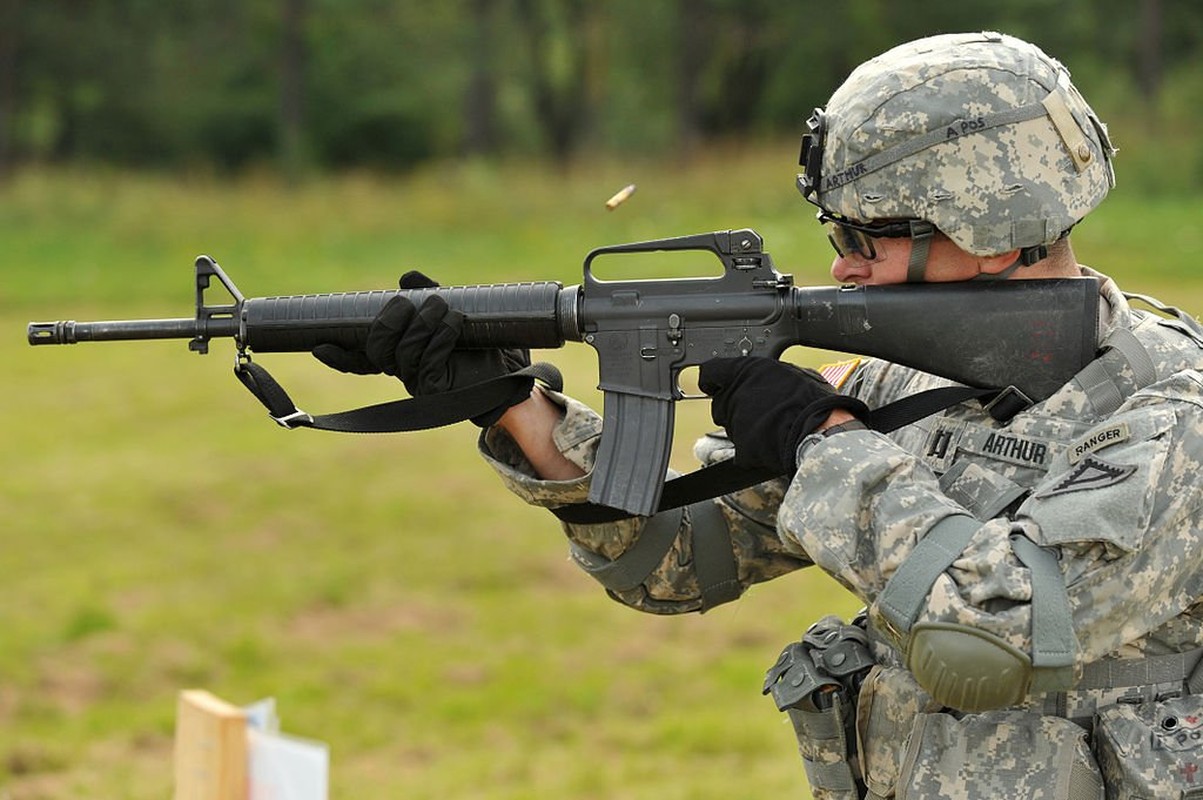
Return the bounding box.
[1037,456,1137,498]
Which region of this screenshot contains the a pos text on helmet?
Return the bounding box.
[947,116,987,140]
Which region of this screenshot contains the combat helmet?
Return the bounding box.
[798,31,1116,278]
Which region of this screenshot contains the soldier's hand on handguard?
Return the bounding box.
[698,357,868,473]
[313,271,532,427]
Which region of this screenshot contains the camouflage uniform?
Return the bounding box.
[479,31,1203,800]
[480,270,1203,797]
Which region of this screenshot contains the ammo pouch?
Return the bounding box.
[763,615,875,800]
[1095,694,1203,800]
[896,709,1103,800]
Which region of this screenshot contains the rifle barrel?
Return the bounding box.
[27,281,577,351]
[28,317,239,345]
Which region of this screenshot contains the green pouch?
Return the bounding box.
[855,666,940,799]
[897,710,1102,800]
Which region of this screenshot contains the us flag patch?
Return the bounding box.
[819,358,862,389]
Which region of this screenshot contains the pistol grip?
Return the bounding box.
[589,393,675,517]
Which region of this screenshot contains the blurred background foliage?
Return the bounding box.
[3,0,1203,189]
[4,3,1203,798]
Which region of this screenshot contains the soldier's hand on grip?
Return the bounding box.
[698,357,867,473]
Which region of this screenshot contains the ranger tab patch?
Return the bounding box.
[819,358,862,390]
[1068,422,1131,464]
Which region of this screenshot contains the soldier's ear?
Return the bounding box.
[978,249,1023,276]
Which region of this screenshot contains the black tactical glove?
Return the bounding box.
[698,357,869,473]
[313,271,532,427]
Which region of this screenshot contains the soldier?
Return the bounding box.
[317,32,1203,800]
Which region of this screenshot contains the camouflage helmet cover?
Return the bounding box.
[800,31,1116,256]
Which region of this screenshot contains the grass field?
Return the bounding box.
[4,147,1203,799]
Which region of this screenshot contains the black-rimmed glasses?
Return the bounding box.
[819,212,933,261]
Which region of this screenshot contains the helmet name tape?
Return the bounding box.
[820,101,1049,194]
[823,163,868,192]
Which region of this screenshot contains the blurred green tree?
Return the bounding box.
[1,0,1201,179]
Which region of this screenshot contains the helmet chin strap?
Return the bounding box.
[970,256,1023,282]
[905,225,1047,283]
[970,244,1048,281]
[905,221,936,283]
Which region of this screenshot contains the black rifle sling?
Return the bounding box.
[551,384,1003,525]
[234,355,563,433]
[234,354,1006,523]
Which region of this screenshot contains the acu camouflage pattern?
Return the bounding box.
[1095,693,1203,799]
[896,710,1102,799]
[855,667,941,799]
[480,400,806,614]
[813,32,1115,255]
[478,270,1203,798]
[812,272,1203,669]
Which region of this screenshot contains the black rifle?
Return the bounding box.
[28,229,1099,516]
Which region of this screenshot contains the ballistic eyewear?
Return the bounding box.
[819,212,933,261]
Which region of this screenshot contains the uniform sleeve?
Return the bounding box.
[478,390,811,614]
[778,372,1203,680]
